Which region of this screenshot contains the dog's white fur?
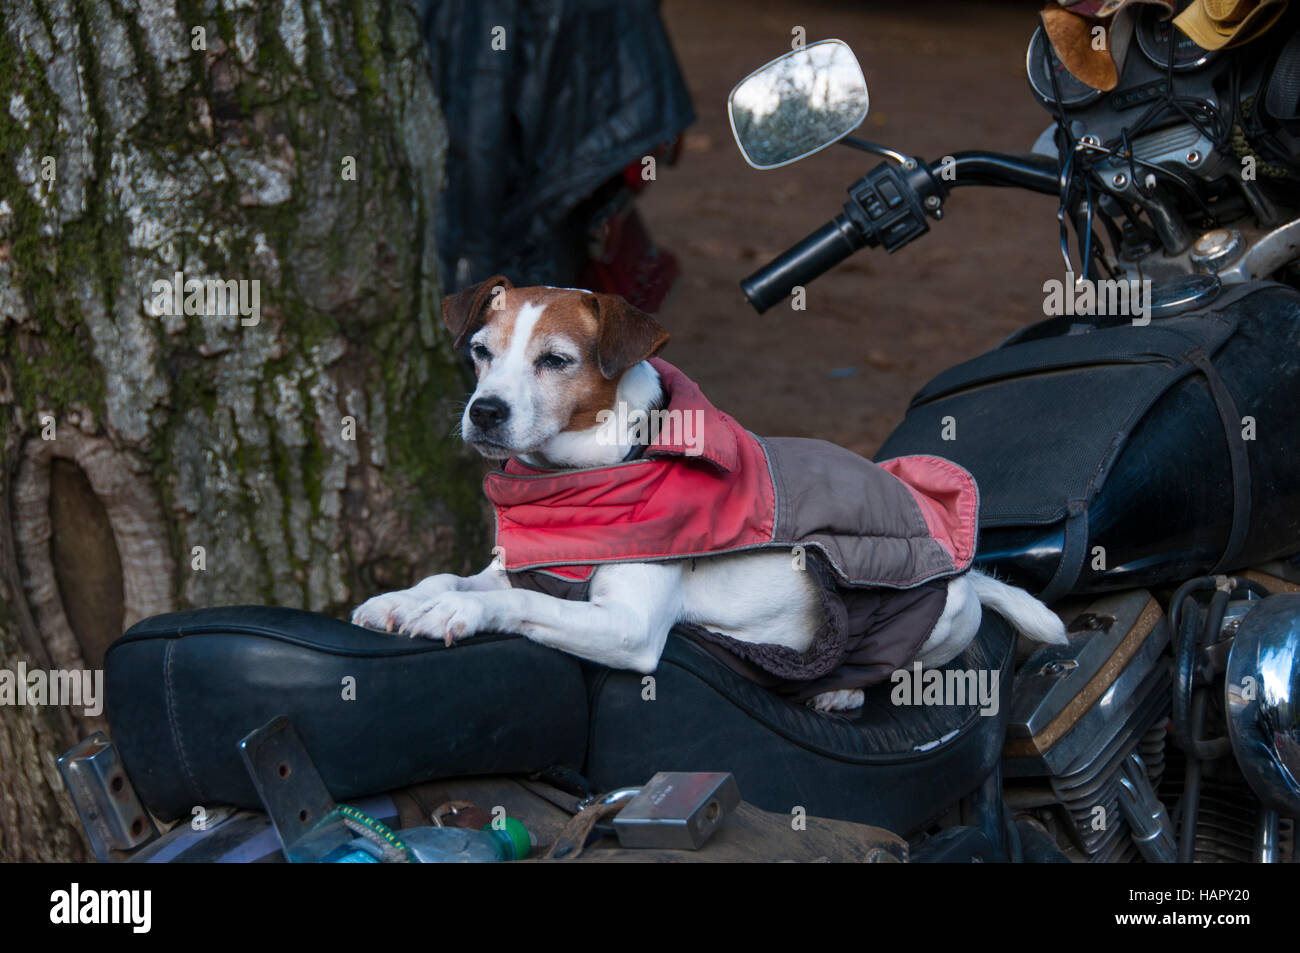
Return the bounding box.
[353,288,1067,711]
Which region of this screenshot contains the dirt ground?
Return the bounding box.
[639,0,1064,457]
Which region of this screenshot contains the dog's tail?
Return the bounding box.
[968,569,1068,645]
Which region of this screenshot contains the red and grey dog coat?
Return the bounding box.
[484,359,979,701]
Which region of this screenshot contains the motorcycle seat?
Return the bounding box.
[583,610,1016,836]
[105,604,1013,836]
[104,605,591,822]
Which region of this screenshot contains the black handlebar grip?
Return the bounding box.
[740,214,865,313]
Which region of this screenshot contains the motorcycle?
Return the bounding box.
[724,15,1300,863]
[60,11,1300,863]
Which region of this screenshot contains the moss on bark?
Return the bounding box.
[0,0,487,860]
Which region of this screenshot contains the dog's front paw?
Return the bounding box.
[351,590,434,634]
[404,592,491,647]
[808,689,864,712]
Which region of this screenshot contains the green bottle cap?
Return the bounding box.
[483,817,532,860]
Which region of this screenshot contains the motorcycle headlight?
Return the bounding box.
[1225,593,1300,815]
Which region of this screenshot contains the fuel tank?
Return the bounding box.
[876,280,1300,599]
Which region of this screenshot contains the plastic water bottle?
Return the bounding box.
[400,818,533,863]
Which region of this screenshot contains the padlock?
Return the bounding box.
[611,771,740,850]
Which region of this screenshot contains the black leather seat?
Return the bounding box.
[106,604,1013,836]
[105,606,590,822]
[583,612,1016,836]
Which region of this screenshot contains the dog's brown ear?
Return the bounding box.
[585,293,670,380]
[442,275,512,348]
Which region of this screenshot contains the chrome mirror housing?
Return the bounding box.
[728,39,869,170]
[1225,593,1300,815]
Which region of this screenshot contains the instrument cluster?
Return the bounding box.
[1025,5,1226,146]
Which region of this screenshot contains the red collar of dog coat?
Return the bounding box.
[483,359,977,584]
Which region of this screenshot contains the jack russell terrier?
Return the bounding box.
[353,277,1067,711]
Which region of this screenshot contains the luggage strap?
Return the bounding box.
[544,800,625,860]
[1191,348,1252,575]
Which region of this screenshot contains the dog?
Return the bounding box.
[352,277,1067,711]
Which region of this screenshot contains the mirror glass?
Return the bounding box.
[728,40,869,170]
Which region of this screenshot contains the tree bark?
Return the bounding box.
[0,0,486,861]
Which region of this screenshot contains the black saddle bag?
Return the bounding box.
[104,606,589,822]
[876,282,1300,600]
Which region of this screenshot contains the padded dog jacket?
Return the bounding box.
[483,359,979,700]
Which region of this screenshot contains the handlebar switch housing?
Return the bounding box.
[843,160,943,253]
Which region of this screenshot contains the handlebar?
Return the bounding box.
[740,151,1059,313]
[939,151,1059,193]
[739,216,864,314]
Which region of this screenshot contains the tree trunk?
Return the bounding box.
[0,0,486,861]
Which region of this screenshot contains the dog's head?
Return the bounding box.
[442,276,670,466]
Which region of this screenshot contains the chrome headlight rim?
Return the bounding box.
[1224,593,1300,816]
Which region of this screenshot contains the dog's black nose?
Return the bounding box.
[469,396,510,429]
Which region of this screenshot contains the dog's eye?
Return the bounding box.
[470,344,491,362]
[537,352,572,370]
